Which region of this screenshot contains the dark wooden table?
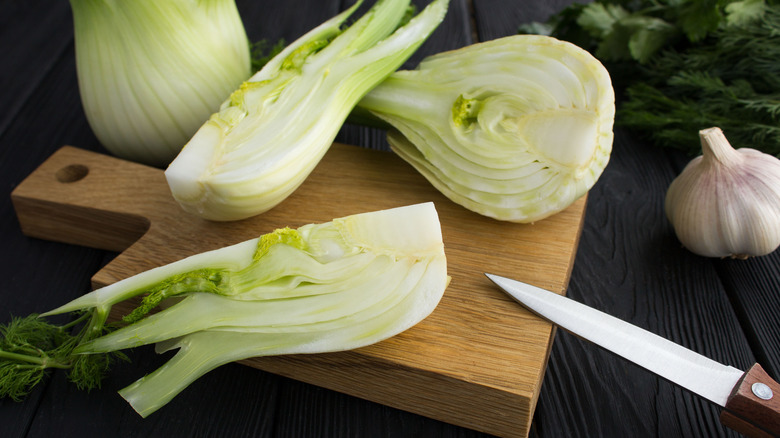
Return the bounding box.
[2,1,778,437]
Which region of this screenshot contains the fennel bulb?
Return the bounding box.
[41,203,448,417]
[165,0,449,221]
[356,35,615,223]
[71,0,252,167]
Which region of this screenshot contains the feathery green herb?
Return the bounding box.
[0,311,126,400]
[521,0,780,156]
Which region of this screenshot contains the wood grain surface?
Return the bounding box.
[4,1,779,437]
[11,143,586,437]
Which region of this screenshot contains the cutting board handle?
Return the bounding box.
[10,144,588,438]
[12,146,170,252]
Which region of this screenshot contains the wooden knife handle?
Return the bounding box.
[721,363,780,437]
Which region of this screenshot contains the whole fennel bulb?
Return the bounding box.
[70,0,252,167]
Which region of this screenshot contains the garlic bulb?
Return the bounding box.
[665,127,780,259]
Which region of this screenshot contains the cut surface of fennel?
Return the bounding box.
[356,34,615,223]
[165,0,450,221]
[43,203,449,418]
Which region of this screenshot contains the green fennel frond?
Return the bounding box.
[0,314,72,400]
[0,311,126,400]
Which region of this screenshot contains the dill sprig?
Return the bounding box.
[619,4,780,156]
[0,311,127,401]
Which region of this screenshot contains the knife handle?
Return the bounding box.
[721,363,780,437]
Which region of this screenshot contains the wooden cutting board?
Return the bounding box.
[11,143,586,438]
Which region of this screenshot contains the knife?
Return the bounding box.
[485,273,780,438]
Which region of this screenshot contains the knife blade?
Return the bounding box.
[485,273,780,438]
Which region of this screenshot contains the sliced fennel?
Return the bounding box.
[165,0,449,221]
[71,0,252,167]
[356,35,615,223]
[42,203,448,417]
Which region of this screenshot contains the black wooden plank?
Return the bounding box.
[717,253,780,378]
[406,0,474,64]
[0,0,75,138]
[239,0,341,46]
[273,377,489,437]
[0,3,114,431]
[24,348,283,438]
[471,0,577,41]
[0,9,108,437]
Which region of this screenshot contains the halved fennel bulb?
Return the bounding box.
[71,0,252,167]
[44,203,448,417]
[356,34,615,222]
[165,0,450,221]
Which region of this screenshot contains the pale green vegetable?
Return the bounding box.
[43,202,449,417]
[356,35,615,223]
[71,0,251,167]
[165,0,449,221]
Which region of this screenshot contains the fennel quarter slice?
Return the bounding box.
[44,202,449,418]
[165,0,450,221]
[357,34,615,223]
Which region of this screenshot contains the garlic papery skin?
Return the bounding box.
[665,127,780,259]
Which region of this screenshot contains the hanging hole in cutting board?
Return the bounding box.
[56,164,89,183]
